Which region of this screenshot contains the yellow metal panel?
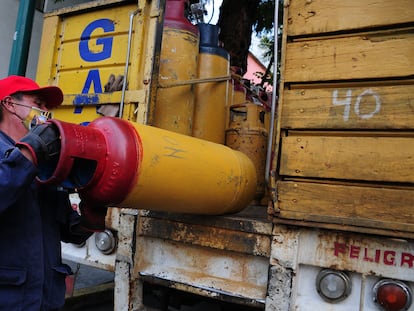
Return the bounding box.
[52,106,100,124]
[36,15,61,85]
[52,90,145,124]
[57,67,124,94]
[54,5,135,91]
[280,134,414,183]
[36,2,162,124]
[287,0,414,36]
[58,34,129,71]
[59,5,134,41]
[282,83,414,129]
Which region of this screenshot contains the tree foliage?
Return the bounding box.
[189,0,275,75]
[216,0,261,74]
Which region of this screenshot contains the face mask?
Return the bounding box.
[22,106,53,130]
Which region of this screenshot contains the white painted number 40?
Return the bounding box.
[332,89,381,121]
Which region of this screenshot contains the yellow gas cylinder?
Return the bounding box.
[153,0,199,135]
[230,68,247,108]
[39,117,257,215]
[192,23,230,144]
[225,98,268,203]
[226,72,246,130]
[258,88,272,135]
[121,121,257,214]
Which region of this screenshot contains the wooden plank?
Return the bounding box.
[281,84,414,129]
[279,134,414,182]
[286,0,414,36]
[284,29,414,82]
[276,181,414,233]
[272,218,414,240]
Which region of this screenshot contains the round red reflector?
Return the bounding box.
[373,280,412,311]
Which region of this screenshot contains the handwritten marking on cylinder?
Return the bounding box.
[161,135,186,158]
[164,147,185,158]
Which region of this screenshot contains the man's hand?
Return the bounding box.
[16,123,60,166]
[79,201,108,232]
[104,74,124,92]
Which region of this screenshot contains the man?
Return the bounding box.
[0,75,92,311]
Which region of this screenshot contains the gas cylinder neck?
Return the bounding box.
[164,0,198,34]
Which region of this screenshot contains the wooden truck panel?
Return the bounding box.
[280,133,414,183]
[277,181,414,236]
[282,83,414,129]
[285,29,414,82]
[286,0,414,36]
[275,0,414,237]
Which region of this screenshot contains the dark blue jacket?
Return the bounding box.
[0,131,89,311]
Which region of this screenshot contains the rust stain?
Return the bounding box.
[139,217,271,257]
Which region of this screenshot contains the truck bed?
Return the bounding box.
[133,205,272,307]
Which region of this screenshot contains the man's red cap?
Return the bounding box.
[0,75,63,109]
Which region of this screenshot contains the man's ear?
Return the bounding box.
[1,96,15,112]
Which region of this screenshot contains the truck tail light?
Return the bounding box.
[316,269,352,302]
[373,279,412,311]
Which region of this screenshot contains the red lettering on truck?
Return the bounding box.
[401,253,414,268]
[333,242,413,268]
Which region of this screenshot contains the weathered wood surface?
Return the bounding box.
[286,0,414,36]
[279,133,414,183]
[274,0,414,234]
[276,181,414,233]
[284,29,414,82]
[281,83,414,129]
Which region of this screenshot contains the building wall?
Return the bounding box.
[0,0,43,79]
[0,0,91,80]
[244,52,272,92]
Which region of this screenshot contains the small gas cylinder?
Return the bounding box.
[226,71,246,131]
[153,0,199,135]
[192,23,230,144]
[225,97,268,202]
[229,67,246,108]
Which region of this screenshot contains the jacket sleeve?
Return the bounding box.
[0,147,37,214]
